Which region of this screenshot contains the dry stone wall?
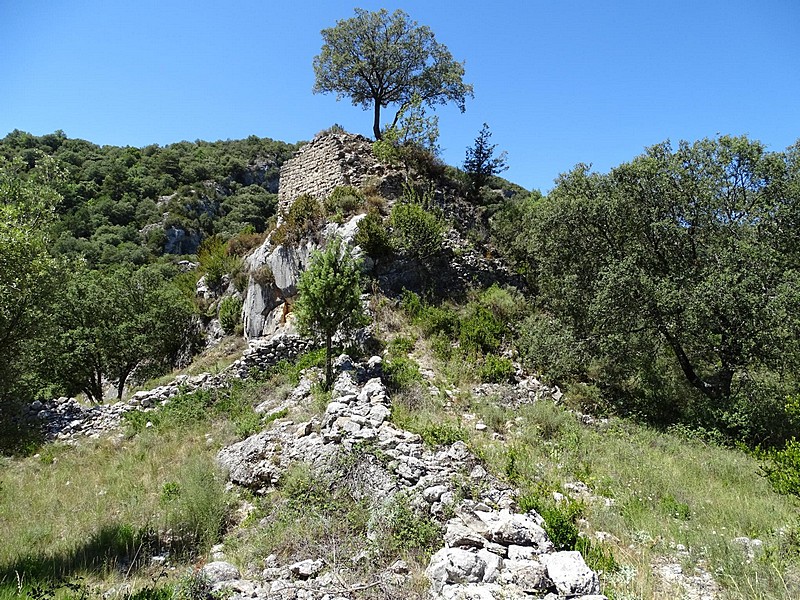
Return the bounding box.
[277,132,402,212]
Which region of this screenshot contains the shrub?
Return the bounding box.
[388,335,415,355]
[162,457,230,552]
[479,354,515,383]
[387,494,441,553]
[324,185,365,217]
[459,304,504,354]
[389,200,444,262]
[272,194,324,246]
[518,492,583,551]
[226,229,267,256]
[416,421,467,448]
[251,264,274,286]
[761,438,800,498]
[354,210,392,258]
[218,296,243,334]
[197,235,228,288]
[383,355,423,391]
[517,313,586,384]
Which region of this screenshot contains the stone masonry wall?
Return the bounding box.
[277,132,401,213]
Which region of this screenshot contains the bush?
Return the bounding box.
[459,304,504,354]
[226,229,267,256]
[416,420,467,448]
[324,185,365,217]
[387,494,441,553]
[162,457,230,552]
[479,354,515,383]
[354,210,392,258]
[218,296,243,334]
[197,235,228,288]
[272,194,324,246]
[762,438,800,498]
[383,355,423,391]
[389,200,444,262]
[518,493,582,551]
[517,313,586,384]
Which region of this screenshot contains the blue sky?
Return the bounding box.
[2,0,798,192]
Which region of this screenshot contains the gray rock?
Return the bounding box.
[502,558,551,592]
[445,520,489,549]
[540,551,600,596]
[289,558,323,579]
[200,561,241,583]
[427,548,487,593]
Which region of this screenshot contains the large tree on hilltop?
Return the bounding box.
[313,8,473,140]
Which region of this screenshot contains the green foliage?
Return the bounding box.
[354,210,392,259]
[198,235,243,289]
[218,296,243,335]
[388,336,415,355]
[0,131,295,267]
[324,185,365,217]
[519,493,583,551]
[162,457,230,552]
[294,238,367,389]
[48,264,201,402]
[415,421,467,448]
[383,355,424,391]
[0,155,62,410]
[459,304,504,354]
[463,123,508,200]
[389,194,445,262]
[508,136,800,446]
[226,229,267,257]
[761,438,800,498]
[478,354,515,383]
[313,8,473,140]
[372,94,444,177]
[272,194,324,246]
[386,494,441,553]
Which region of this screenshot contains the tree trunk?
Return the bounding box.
[373,101,382,140]
[325,334,333,391]
[116,366,133,400]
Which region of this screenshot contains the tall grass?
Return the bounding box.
[467,399,800,599]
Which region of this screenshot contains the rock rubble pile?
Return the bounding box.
[214,355,607,600]
[26,334,316,442]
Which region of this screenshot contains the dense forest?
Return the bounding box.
[0,131,300,438]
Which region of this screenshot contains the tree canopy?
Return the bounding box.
[313,8,473,140]
[51,265,201,402]
[507,136,800,445]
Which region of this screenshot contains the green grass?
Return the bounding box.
[0,368,290,597]
[465,398,800,599]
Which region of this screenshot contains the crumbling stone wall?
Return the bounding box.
[277,132,401,213]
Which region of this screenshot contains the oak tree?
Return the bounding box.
[313,8,473,140]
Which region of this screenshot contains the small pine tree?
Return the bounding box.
[294,237,368,390]
[463,123,508,201]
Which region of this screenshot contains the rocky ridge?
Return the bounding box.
[211,356,607,600]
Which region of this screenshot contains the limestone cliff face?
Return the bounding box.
[242,131,399,340]
[242,239,315,339]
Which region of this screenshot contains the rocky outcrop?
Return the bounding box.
[215,356,607,600]
[276,132,403,215]
[241,215,371,340]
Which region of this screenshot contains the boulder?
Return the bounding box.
[540,551,600,596]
